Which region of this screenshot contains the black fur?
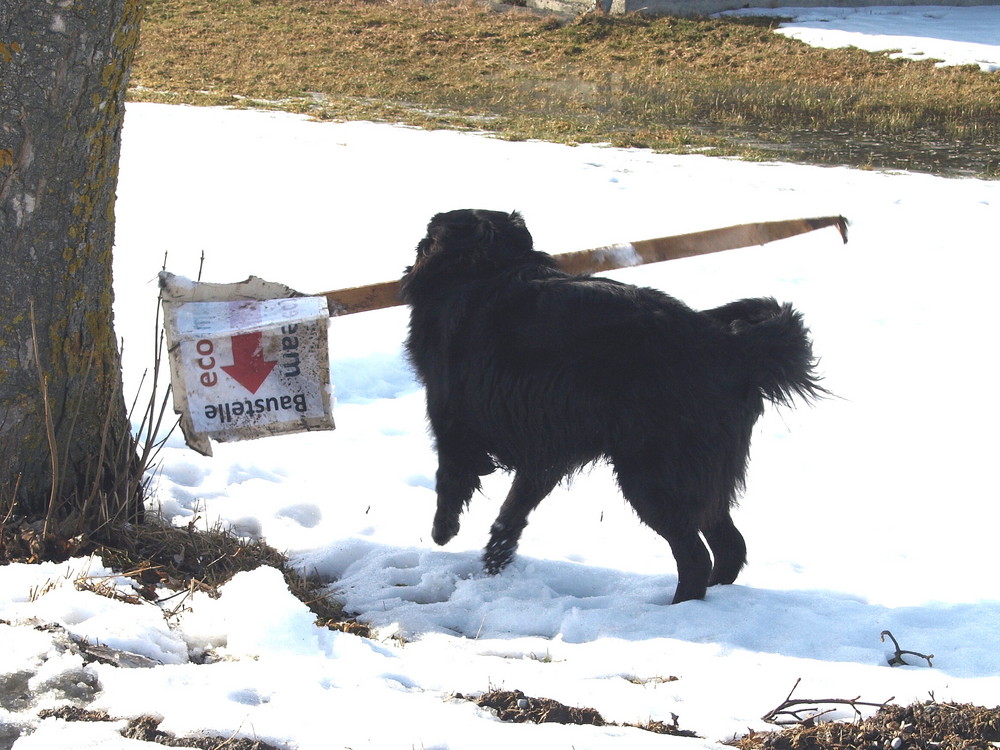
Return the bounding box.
[402,209,824,603]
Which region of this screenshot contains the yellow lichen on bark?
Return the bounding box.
[0,41,24,63]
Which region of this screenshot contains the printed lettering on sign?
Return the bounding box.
[162,287,335,455]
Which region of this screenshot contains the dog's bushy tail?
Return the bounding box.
[709,298,827,407]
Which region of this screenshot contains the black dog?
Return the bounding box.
[401,209,824,603]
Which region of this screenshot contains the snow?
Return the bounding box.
[721,5,1000,72]
[593,243,644,267]
[3,9,1000,749]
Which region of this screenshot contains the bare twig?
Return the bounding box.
[0,473,22,528]
[134,287,179,465]
[881,630,934,667]
[762,678,895,726]
[80,360,121,531]
[29,300,61,540]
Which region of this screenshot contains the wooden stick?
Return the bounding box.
[322,215,848,317]
[555,215,848,275]
[323,278,404,317]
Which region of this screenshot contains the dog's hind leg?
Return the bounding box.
[615,469,713,604]
[704,511,747,586]
[483,471,561,575]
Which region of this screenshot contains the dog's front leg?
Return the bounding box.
[483,471,561,574]
[431,452,481,546]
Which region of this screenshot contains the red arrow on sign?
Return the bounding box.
[222,332,277,394]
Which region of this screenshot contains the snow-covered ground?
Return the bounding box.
[2,9,999,749]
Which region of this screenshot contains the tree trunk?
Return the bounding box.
[0,0,144,533]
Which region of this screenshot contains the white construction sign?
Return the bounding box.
[160,273,335,455]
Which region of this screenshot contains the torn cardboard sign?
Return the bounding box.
[160,272,335,456]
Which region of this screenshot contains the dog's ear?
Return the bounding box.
[420,209,533,268]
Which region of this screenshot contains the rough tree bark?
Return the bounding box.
[0,0,144,534]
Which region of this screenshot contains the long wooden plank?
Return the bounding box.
[322,215,848,316]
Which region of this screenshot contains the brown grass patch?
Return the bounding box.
[1,516,369,638]
[131,0,1000,175]
[732,702,1000,750]
[471,688,701,736]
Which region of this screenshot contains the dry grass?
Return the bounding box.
[2,512,366,635]
[130,0,1000,175]
[473,688,701,736]
[99,517,368,635]
[731,701,1000,750]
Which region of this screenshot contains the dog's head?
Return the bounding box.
[406,209,534,280]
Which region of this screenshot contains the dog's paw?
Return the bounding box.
[670,580,708,605]
[482,538,517,575]
[431,513,460,545]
